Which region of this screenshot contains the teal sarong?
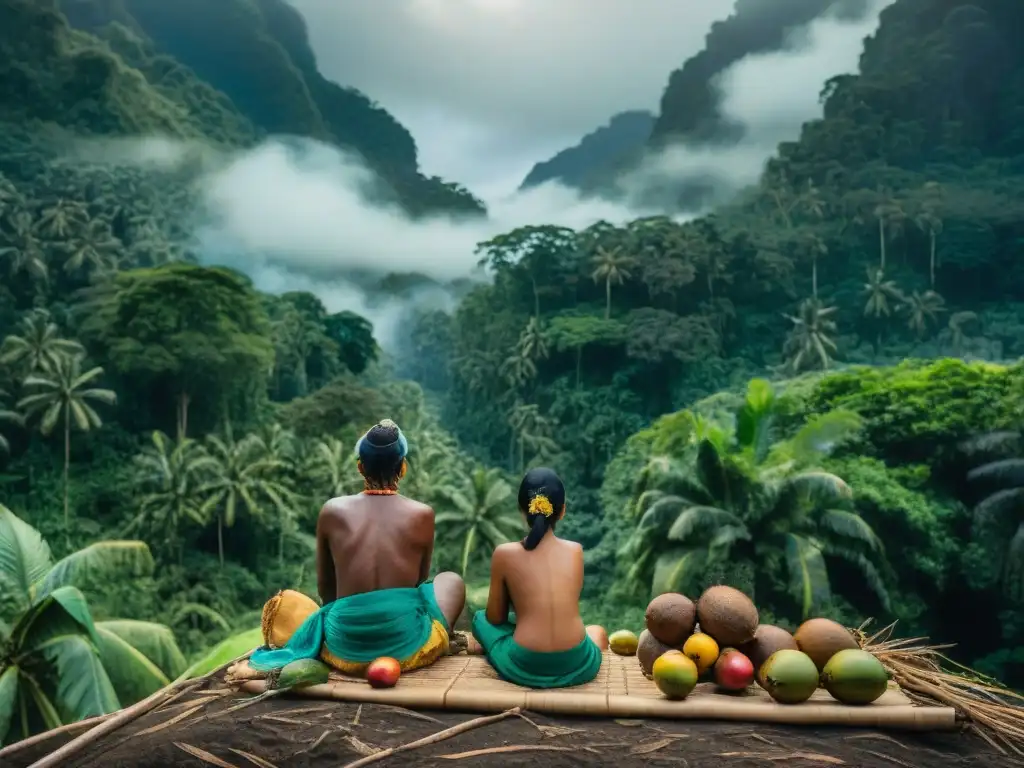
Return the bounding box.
[471,610,602,689]
[250,582,449,671]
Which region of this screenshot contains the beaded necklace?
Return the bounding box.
[363,487,398,496]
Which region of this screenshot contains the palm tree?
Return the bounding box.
[507,402,558,474]
[62,219,121,276]
[904,290,945,338]
[517,317,549,363]
[127,432,214,563]
[862,269,904,353]
[309,436,357,498]
[17,357,116,538]
[591,246,634,319]
[0,214,47,283]
[862,269,903,320]
[961,431,1024,599]
[915,207,943,288]
[873,187,906,271]
[622,380,886,616]
[802,232,828,300]
[0,388,22,456]
[0,504,186,746]
[783,299,838,372]
[947,311,978,355]
[200,430,294,566]
[0,309,84,376]
[34,198,88,240]
[434,467,523,576]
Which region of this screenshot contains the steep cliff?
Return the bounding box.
[2,0,484,216]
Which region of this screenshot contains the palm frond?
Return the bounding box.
[666,505,744,543]
[968,459,1024,492]
[787,410,863,462]
[784,533,831,619]
[973,488,1024,527]
[35,541,154,599]
[819,509,884,553]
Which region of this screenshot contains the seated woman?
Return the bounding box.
[471,467,606,689]
[250,419,466,677]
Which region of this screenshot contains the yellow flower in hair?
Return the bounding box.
[528,494,554,517]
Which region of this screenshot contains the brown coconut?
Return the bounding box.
[644,592,696,646]
[793,617,858,672]
[739,624,798,680]
[636,629,677,678]
[696,585,759,647]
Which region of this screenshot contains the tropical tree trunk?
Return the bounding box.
[929,231,936,288]
[531,277,540,319]
[176,391,190,441]
[812,256,818,300]
[217,514,224,567]
[63,405,70,542]
[604,277,611,319]
[878,218,887,271]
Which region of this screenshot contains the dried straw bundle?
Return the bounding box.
[855,620,1024,755]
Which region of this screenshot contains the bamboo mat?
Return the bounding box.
[226,652,957,731]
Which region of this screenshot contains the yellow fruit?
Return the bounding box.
[652,651,699,700]
[682,632,720,674]
[608,629,639,656]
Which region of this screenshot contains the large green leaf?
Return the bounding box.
[95,624,171,706]
[787,410,862,462]
[650,549,704,596]
[666,505,743,543]
[178,627,262,681]
[0,506,52,606]
[0,666,18,747]
[784,533,831,619]
[819,509,884,553]
[96,620,186,680]
[34,541,155,599]
[16,670,62,737]
[13,587,97,653]
[31,634,120,722]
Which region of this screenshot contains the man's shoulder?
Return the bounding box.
[399,496,434,516]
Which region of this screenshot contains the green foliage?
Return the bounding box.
[0,505,184,745]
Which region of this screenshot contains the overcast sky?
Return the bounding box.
[287,0,736,197]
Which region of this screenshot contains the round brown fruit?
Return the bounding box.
[645,593,697,646]
[740,625,799,682]
[696,585,758,648]
[793,618,859,672]
[637,628,677,678]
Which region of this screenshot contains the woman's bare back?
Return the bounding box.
[488,534,586,652]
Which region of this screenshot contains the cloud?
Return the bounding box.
[617,0,893,209]
[285,0,734,189]
[67,1,891,351]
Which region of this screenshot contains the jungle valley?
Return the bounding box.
[1,0,1024,746]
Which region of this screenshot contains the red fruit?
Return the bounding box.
[714,649,755,692]
[366,657,401,688]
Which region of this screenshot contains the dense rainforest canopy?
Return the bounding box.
[2,0,1024,748]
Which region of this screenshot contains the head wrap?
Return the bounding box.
[356,418,408,463]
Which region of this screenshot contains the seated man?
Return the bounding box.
[251,419,466,676]
[471,467,606,689]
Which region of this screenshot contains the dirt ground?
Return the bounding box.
[6,681,1023,768]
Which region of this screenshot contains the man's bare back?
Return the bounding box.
[316,494,434,604]
[485,533,587,652]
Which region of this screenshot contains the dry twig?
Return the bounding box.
[26,651,253,768]
[856,620,1024,756]
[340,707,521,768]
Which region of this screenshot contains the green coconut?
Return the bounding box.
[822,648,890,705]
[759,649,819,704]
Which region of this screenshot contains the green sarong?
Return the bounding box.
[249,582,449,671]
[471,610,602,689]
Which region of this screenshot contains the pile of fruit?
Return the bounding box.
[607,586,890,705]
